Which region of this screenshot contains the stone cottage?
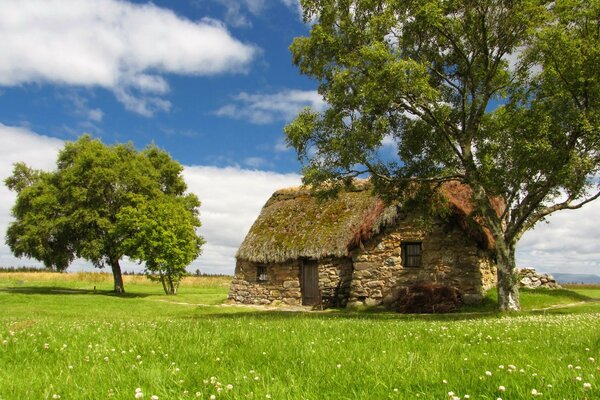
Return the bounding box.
[228,181,497,308]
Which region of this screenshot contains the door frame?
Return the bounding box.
[300,259,320,306]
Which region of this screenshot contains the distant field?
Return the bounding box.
[1,273,599,399]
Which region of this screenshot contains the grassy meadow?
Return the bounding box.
[1,273,600,399]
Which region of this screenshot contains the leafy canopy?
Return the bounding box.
[286,0,599,243]
[5,135,203,293]
[285,0,600,310]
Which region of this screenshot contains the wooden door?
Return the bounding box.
[301,260,320,306]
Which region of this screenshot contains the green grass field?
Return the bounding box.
[1,273,599,399]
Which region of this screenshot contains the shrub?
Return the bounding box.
[396,283,462,313]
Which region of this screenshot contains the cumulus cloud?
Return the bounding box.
[183,166,300,274]
[516,200,600,275]
[0,0,257,116]
[214,89,326,124]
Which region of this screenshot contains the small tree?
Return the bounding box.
[5,135,204,294]
[285,0,600,310]
[118,194,204,295]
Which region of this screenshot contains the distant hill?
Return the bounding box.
[552,273,600,284]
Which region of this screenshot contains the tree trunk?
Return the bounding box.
[159,273,169,295]
[168,275,177,295]
[110,258,125,294]
[495,242,520,311]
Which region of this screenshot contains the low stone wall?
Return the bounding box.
[518,268,561,289]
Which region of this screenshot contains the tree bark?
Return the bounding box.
[168,274,177,295]
[110,258,125,294]
[495,242,520,311]
[159,273,169,295]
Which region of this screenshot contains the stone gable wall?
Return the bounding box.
[347,214,496,307]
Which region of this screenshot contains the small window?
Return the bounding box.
[402,242,422,268]
[256,265,268,282]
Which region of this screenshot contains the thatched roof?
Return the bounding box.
[236,182,399,263]
[237,180,501,263]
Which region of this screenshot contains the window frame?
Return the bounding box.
[256,264,268,283]
[402,242,422,268]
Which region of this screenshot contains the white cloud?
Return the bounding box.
[0,0,257,116]
[215,0,266,28]
[206,0,301,27]
[215,89,326,124]
[243,157,271,169]
[274,138,290,152]
[516,200,600,275]
[183,166,300,274]
[63,92,105,123]
[2,125,599,278]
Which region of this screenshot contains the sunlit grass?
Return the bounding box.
[1,274,599,399]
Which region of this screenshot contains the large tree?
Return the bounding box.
[5,135,204,293]
[285,0,600,310]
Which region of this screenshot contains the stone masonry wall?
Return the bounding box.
[228,260,302,306]
[228,257,354,307]
[347,214,497,307]
[318,257,353,307]
[518,268,560,289]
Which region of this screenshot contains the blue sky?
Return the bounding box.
[0,0,316,172]
[0,0,598,276]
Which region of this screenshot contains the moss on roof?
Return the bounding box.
[237,180,501,263]
[236,183,398,263]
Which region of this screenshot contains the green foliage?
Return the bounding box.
[118,194,204,294]
[286,0,600,310]
[4,135,204,293]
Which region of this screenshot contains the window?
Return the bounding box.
[402,242,422,268]
[256,265,268,282]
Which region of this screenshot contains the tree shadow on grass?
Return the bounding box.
[190,288,600,323]
[0,286,151,298]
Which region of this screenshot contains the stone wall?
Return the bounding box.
[228,260,302,305]
[518,268,561,289]
[228,257,353,306]
[347,214,496,307]
[318,258,353,307]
